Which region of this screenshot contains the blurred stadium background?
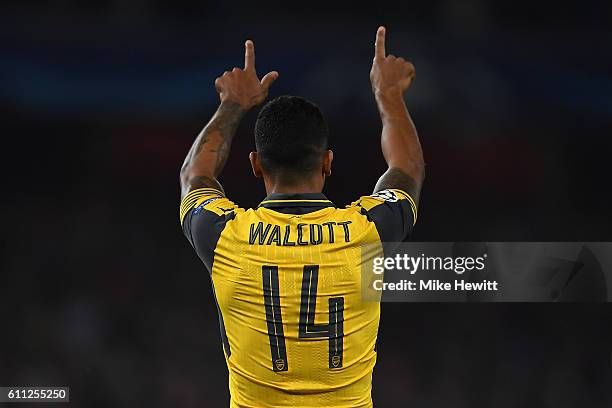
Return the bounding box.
[1,1,611,407]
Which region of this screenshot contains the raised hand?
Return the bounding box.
[370,26,415,97]
[214,40,279,110]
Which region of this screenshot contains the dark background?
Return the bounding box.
[1,0,612,407]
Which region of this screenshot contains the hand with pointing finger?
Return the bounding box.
[370,26,415,97]
[214,40,279,110]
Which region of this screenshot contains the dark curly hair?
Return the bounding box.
[254,95,329,177]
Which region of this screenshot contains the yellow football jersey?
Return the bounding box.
[180,188,417,408]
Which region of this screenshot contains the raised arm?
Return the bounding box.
[369,26,425,204]
[180,40,278,198]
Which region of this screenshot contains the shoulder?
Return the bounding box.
[344,188,418,242]
[179,188,246,271]
[348,189,416,219]
[180,188,244,226]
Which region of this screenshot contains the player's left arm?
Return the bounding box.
[179,40,279,198]
[349,27,423,242]
[370,27,425,205]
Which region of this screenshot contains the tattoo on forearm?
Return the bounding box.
[192,101,244,164]
[213,138,231,174]
[181,101,245,196]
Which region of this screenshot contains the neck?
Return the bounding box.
[264,175,324,195]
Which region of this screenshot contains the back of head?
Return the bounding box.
[255,96,329,179]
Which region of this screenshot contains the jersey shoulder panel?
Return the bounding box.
[346,188,417,242]
[180,188,242,225]
[179,188,244,271]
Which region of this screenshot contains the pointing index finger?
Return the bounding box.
[375,26,386,59]
[244,40,255,71]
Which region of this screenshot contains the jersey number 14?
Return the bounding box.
[262,265,344,372]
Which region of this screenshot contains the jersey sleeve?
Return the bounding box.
[179,188,241,272]
[348,188,418,242]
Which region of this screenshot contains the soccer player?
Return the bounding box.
[179,26,424,407]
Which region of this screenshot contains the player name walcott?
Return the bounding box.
[374,279,499,291]
[249,221,352,246]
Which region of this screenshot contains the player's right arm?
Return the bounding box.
[370,26,425,205]
[179,40,278,265]
[179,40,278,199]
